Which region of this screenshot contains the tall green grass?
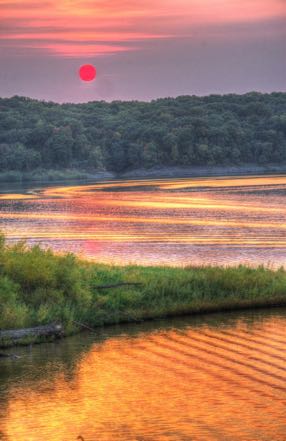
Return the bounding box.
[0,233,286,346]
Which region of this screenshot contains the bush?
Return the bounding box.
[0,233,286,342]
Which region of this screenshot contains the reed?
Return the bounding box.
[1,233,286,346]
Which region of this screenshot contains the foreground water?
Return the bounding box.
[0,174,286,266]
[1,308,286,440]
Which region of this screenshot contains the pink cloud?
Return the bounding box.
[0,0,285,57]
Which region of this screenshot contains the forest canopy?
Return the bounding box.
[0,92,286,176]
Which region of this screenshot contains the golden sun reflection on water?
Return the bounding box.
[2,311,286,440]
[0,175,286,266]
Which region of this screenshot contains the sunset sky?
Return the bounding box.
[0,0,285,102]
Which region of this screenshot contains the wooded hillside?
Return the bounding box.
[0,92,286,176]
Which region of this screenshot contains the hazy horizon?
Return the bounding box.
[2,90,285,106]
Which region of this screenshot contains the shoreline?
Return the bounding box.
[120,164,286,179]
[0,234,286,349]
[1,166,286,350]
[1,164,286,185]
[1,298,286,350]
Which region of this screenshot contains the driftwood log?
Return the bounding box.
[0,323,63,344]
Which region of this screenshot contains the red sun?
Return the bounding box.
[79,64,96,82]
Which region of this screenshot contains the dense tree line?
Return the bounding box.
[0,92,286,174]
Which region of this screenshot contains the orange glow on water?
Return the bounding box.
[0,175,286,266]
[2,312,286,440]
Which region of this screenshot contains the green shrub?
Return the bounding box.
[0,233,286,343]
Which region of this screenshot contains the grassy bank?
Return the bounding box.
[1,234,286,347]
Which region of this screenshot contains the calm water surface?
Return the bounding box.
[1,309,286,440]
[1,175,286,440]
[0,174,286,266]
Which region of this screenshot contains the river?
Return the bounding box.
[1,175,286,440]
[0,174,286,267]
[1,308,286,440]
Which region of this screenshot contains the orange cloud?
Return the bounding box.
[0,0,285,57]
